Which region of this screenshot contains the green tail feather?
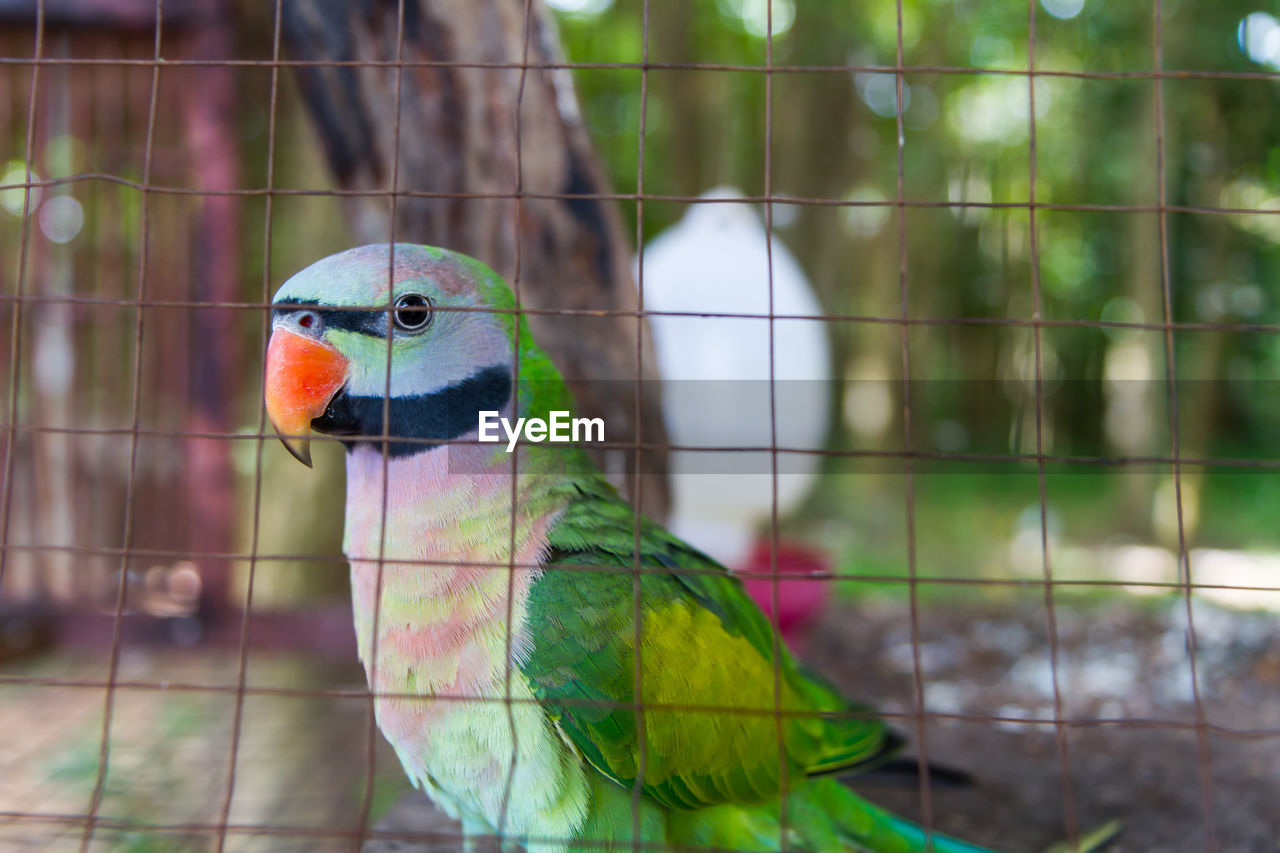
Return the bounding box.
[808,779,996,853]
[603,773,1120,853]
[807,779,1121,853]
[666,779,996,853]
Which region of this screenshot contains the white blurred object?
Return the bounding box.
[637,187,832,565]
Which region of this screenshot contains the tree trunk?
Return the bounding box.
[281,0,668,520]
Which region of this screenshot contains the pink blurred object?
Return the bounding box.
[736,539,832,646]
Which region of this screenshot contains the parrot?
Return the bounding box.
[262,244,1115,853]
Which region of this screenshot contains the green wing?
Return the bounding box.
[521,477,899,811]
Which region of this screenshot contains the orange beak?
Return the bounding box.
[264,327,350,467]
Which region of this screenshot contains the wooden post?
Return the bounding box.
[282,0,669,520]
[0,0,242,620]
[180,1,241,617]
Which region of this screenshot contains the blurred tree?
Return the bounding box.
[553,0,1280,550]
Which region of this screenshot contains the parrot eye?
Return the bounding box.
[393,294,433,331]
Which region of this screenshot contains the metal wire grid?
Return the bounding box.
[0,0,1273,850]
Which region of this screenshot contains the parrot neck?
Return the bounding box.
[340,423,596,842]
[341,400,574,702]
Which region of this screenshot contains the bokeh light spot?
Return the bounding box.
[1041,0,1086,21]
[1239,12,1280,68]
[1,161,41,217]
[38,195,84,244]
[839,186,890,238]
[717,0,795,39]
[545,0,615,15]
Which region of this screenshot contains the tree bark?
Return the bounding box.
[281,0,668,519]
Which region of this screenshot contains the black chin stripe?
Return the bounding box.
[312,365,512,457]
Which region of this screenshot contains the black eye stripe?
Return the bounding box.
[272,298,388,337]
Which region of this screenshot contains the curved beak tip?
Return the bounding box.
[280,435,314,468]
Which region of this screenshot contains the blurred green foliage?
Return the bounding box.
[552,0,1280,578]
[555,0,1280,406]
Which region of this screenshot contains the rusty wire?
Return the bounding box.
[1152,2,1217,847]
[2,0,1274,850]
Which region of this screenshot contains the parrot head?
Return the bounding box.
[263,243,516,466]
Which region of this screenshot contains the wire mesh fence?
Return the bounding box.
[2,0,1279,851]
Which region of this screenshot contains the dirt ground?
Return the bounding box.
[0,650,387,852]
[804,597,1280,853]
[1,595,1275,851]
[369,595,1280,853]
